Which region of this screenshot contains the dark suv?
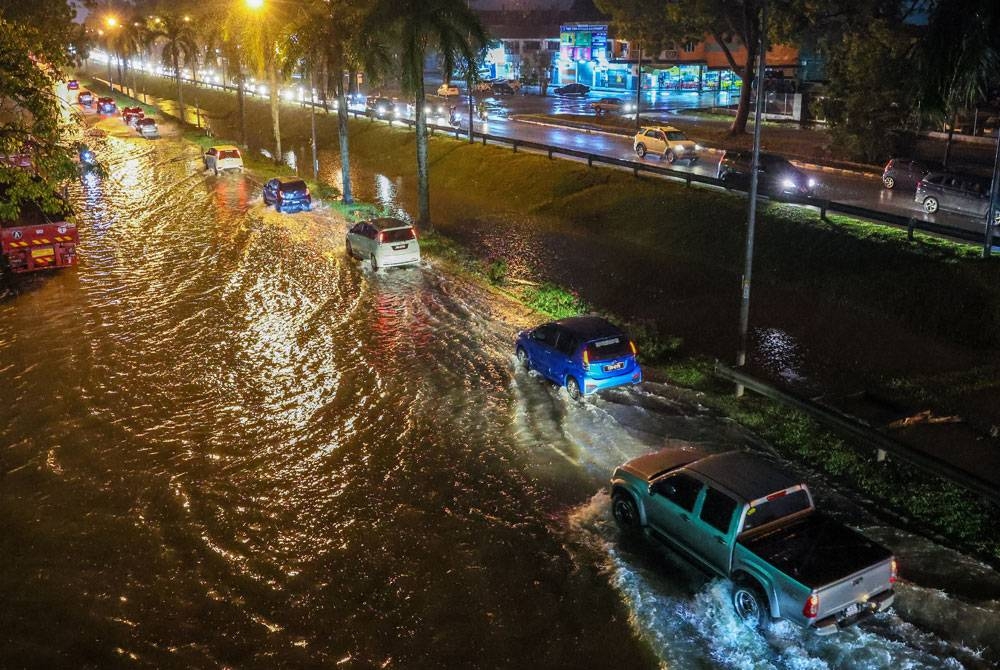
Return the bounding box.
[717,151,815,197]
[882,158,941,191]
[262,177,312,213]
[914,172,991,217]
[365,96,395,120]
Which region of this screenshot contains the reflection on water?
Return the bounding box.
[752,327,806,384]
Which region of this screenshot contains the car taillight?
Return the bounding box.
[582,349,590,370]
[889,558,897,584]
[378,232,386,244]
[803,593,819,618]
[915,180,924,190]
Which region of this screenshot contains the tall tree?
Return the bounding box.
[0,3,85,219]
[150,12,197,123]
[919,0,1000,168]
[364,0,486,230]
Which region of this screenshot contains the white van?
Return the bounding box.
[345,218,420,271]
[203,145,244,174]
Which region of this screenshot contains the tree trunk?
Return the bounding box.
[336,73,353,205]
[943,108,957,168]
[731,36,758,135]
[174,51,185,123]
[237,73,246,146]
[415,70,430,230]
[268,60,281,163]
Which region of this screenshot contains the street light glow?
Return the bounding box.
[246,0,264,9]
[105,16,118,28]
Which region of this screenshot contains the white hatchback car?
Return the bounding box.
[203,145,244,174]
[633,125,699,165]
[346,218,420,271]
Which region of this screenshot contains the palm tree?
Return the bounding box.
[115,17,153,102]
[150,13,198,123]
[364,0,486,230]
[919,0,1000,168]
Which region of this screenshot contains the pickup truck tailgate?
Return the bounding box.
[741,513,892,590]
[815,557,895,619]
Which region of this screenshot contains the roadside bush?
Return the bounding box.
[486,256,508,285]
[524,283,589,318]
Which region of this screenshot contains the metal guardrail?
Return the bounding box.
[121,71,996,248]
[714,362,1000,504]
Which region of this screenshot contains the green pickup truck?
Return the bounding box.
[610,449,897,634]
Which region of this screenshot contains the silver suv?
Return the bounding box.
[914,172,991,217]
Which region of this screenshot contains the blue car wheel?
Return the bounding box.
[566,376,581,400]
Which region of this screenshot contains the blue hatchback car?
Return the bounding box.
[263,177,312,213]
[515,316,642,399]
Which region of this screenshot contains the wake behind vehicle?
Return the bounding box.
[515,316,641,399]
[633,126,699,164]
[0,187,78,273]
[262,177,311,213]
[717,151,816,197]
[345,217,420,271]
[136,117,159,139]
[203,145,244,174]
[610,449,896,634]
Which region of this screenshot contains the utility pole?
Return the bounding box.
[985,130,1000,256]
[634,45,642,132]
[736,0,768,397]
[310,70,319,179]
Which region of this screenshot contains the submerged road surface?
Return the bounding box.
[1,109,999,669]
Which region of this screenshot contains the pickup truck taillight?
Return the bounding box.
[803,593,819,618]
[889,558,898,584]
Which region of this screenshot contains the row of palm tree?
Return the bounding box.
[94,0,486,230]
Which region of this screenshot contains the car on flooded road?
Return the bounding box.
[203,145,244,175]
[77,90,94,107]
[553,83,590,97]
[914,171,992,216]
[262,177,312,213]
[515,316,641,399]
[121,106,144,126]
[881,157,940,191]
[610,449,897,634]
[717,151,816,197]
[96,97,117,114]
[67,79,79,90]
[345,217,420,271]
[136,117,159,139]
[633,125,699,164]
[365,96,395,120]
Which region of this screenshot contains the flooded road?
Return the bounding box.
[2,106,999,668]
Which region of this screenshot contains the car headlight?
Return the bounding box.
[781,178,796,189]
[695,144,704,151]
[807,178,817,188]
[377,106,386,114]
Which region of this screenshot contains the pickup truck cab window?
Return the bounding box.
[743,488,812,531]
[651,472,702,512]
[700,487,738,534]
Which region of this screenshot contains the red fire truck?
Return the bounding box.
[0,195,78,273]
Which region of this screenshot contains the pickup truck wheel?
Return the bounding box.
[732,581,769,629]
[612,492,641,534]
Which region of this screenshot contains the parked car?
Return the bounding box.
[515,316,641,399]
[881,158,941,190]
[553,83,590,97]
[203,145,244,174]
[345,217,421,271]
[491,81,515,96]
[121,106,144,126]
[96,97,117,114]
[365,96,395,120]
[914,172,992,216]
[77,91,94,107]
[136,117,159,139]
[717,151,816,197]
[591,97,634,115]
[67,79,79,90]
[437,83,460,97]
[610,448,897,634]
[633,125,699,164]
[262,177,312,213]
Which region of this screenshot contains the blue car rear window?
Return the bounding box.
[586,336,629,361]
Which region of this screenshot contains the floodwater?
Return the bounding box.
[2,102,999,668]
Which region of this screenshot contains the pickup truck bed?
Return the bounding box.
[741,513,893,588]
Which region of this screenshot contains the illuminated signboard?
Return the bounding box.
[560,23,608,62]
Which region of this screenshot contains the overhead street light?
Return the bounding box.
[246,0,264,9]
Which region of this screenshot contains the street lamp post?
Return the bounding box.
[634,45,642,132]
[736,0,768,397]
[985,132,1000,256]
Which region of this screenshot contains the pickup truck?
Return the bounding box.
[610,449,897,634]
